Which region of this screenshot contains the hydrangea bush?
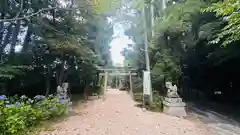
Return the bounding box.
[0,94,69,134]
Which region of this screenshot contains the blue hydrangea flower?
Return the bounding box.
[51,106,57,110]
[58,95,65,99]
[59,99,67,104]
[0,95,6,100]
[34,95,45,100]
[15,102,21,107]
[5,104,14,108]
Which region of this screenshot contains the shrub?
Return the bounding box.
[132,91,164,112]
[89,86,103,96]
[0,94,68,135]
[150,92,164,112]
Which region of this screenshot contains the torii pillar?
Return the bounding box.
[103,72,108,98]
[129,71,133,98]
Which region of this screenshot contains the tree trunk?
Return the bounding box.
[45,66,51,96]
[58,61,65,85]
[45,76,50,96]
[0,0,6,45]
[0,12,5,63]
[10,20,21,57]
[0,13,5,45]
[1,24,13,61]
[0,83,7,95]
[96,72,100,85]
[22,24,33,52]
[2,24,13,47]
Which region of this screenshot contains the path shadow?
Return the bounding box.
[187,102,240,124]
[134,102,162,112]
[187,102,240,134]
[71,94,84,107]
[134,103,144,108]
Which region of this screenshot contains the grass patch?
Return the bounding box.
[133,91,163,112]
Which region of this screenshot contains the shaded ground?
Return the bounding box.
[187,103,240,135]
[41,89,212,135]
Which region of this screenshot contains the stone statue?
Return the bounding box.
[165,82,179,98]
[163,81,186,117]
[57,85,64,97]
[57,83,72,112]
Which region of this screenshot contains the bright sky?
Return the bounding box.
[110,23,134,66]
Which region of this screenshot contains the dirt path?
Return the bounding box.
[41,89,212,135]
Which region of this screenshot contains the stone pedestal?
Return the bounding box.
[163,97,187,117]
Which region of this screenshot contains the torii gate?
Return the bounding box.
[98,68,137,98]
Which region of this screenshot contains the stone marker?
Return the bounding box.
[163,82,186,117]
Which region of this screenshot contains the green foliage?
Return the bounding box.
[0,95,68,135]
[89,85,104,96]
[133,91,163,112]
[0,0,114,97]
[150,92,164,112]
[0,0,115,133]
[0,65,30,79]
[203,0,240,46]
[155,0,204,33]
[119,0,240,102]
[91,0,120,14]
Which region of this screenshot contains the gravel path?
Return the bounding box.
[41,89,212,135]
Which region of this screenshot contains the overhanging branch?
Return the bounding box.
[0,7,58,23]
[0,1,98,23]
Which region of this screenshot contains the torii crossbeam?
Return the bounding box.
[97,67,138,98]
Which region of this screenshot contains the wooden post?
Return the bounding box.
[119,78,122,89]
[103,72,108,99]
[115,76,118,89]
[129,71,133,98]
[97,73,100,86]
[142,71,145,110]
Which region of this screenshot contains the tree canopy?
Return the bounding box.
[120,0,240,102]
[0,0,117,96]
